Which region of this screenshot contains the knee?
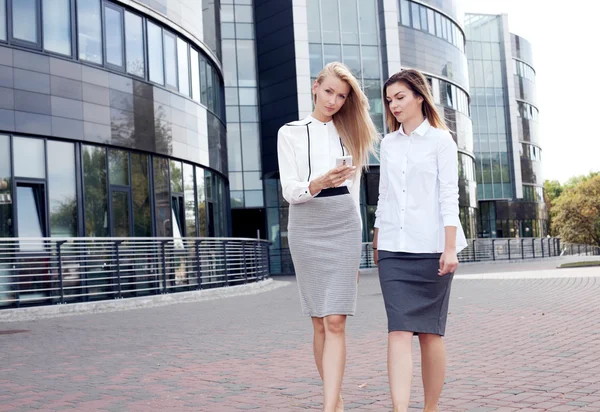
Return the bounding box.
[312,318,325,335]
[389,330,413,344]
[324,315,346,335]
[418,333,442,345]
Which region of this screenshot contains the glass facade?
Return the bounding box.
[221,0,263,209]
[0,0,225,122]
[466,14,546,238]
[0,1,230,240]
[0,135,228,239]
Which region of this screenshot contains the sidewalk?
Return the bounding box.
[1,261,599,411]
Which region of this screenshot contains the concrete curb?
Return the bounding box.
[0,278,288,323]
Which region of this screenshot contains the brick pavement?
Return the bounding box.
[1,264,600,411]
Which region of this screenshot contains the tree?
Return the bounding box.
[552,175,600,247]
[543,179,563,236]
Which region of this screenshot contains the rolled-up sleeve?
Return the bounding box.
[437,131,461,227]
[373,139,387,229]
[277,126,318,204]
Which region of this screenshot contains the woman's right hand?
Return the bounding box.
[309,165,356,195]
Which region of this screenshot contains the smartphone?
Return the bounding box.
[336,155,353,167]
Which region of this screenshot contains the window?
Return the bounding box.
[147,22,164,84]
[177,38,190,96]
[104,4,124,68]
[78,0,102,63]
[427,9,435,35]
[14,137,45,179]
[321,0,340,43]
[0,135,12,237]
[435,12,441,37]
[307,0,321,42]
[43,0,71,55]
[419,5,427,32]
[190,48,201,103]
[183,163,196,237]
[82,145,108,237]
[358,0,378,45]
[340,0,358,44]
[236,40,256,87]
[196,166,206,236]
[0,0,6,41]
[361,46,380,79]
[125,11,144,77]
[131,153,151,237]
[12,0,39,44]
[108,150,129,186]
[400,0,410,26]
[48,141,77,237]
[200,57,208,105]
[164,31,178,89]
[153,157,170,237]
[411,3,420,30]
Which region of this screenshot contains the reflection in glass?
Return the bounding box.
[236,40,256,87]
[200,57,208,105]
[111,191,130,237]
[125,11,144,77]
[108,150,129,186]
[196,166,206,236]
[202,0,221,60]
[77,0,102,64]
[183,163,196,237]
[170,160,183,193]
[223,39,238,87]
[48,141,76,237]
[241,123,260,170]
[104,5,123,67]
[361,46,380,79]
[153,157,171,237]
[307,0,321,43]
[43,0,71,55]
[0,0,6,41]
[323,44,341,66]
[227,123,242,171]
[321,0,340,43]
[83,145,108,237]
[147,22,164,84]
[358,0,378,45]
[13,0,38,43]
[244,191,263,208]
[164,31,178,88]
[177,38,190,96]
[230,191,243,208]
[131,153,151,237]
[0,135,13,237]
[342,45,360,77]
[400,0,410,27]
[340,0,358,44]
[14,137,45,179]
[309,43,323,78]
[190,48,201,103]
[17,186,44,237]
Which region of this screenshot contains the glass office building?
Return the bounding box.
[0,0,230,240]
[220,0,475,273]
[466,14,546,238]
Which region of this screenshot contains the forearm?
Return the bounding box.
[444,226,457,251]
[373,228,379,249]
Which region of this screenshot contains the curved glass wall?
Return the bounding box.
[0,0,224,122]
[399,0,465,52]
[0,134,228,239]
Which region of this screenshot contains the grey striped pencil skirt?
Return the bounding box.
[288,187,362,317]
[378,251,454,336]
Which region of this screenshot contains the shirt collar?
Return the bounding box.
[398,118,431,137]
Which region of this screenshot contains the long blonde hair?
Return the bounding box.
[383,69,448,132]
[313,62,379,169]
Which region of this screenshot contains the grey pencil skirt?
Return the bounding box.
[288,187,362,317]
[378,250,454,336]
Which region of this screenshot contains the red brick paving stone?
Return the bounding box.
[1,265,600,411]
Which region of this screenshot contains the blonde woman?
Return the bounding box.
[373,69,468,412]
[277,62,379,412]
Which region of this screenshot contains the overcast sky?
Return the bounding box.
[460,0,600,183]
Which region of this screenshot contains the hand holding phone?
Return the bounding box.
[336,155,353,167]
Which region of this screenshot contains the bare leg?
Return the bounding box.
[322,315,347,412]
[418,333,446,412]
[388,331,413,412]
[312,318,344,410]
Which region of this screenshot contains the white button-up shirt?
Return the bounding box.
[277,115,362,222]
[374,118,467,253]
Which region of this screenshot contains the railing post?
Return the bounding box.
[242,241,248,284]
[57,240,66,304]
[195,240,202,290]
[115,240,123,299]
[492,239,496,261]
[472,239,477,262]
[223,240,229,287]
[507,239,511,260]
[521,239,525,259]
[578,244,581,255]
[161,240,168,293]
[531,238,535,258]
[541,238,544,258]
[586,244,588,256]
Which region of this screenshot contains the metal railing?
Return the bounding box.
[0,237,271,309]
[360,238,600,268]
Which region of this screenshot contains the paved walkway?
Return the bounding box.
[1,261,600,411]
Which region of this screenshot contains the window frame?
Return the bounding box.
[9,0,42,48]
[102,1,125,71]
[124,8,146,79]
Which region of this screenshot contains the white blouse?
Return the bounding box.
[277,115,362,222]
[374,118,468,253]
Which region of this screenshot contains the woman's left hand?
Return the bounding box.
[439,249,458,276]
